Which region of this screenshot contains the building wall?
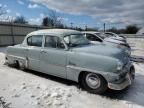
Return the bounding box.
[127,37,144,56]
[0,22,49,46]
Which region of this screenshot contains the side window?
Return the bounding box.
[27,37,32,45]
[57,38,65,49]
[27,35,43,47]
[45,36,57,48]
[86,34,102,42]
[45,36,65,49]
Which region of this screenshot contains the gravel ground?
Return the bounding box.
[0,38,144,108]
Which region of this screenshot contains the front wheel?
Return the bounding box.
[80,72,107,94]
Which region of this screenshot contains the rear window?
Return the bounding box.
[27,35,43,47]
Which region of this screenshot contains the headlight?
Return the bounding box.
[117,61,123,71]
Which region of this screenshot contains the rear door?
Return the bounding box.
[26,35,43,71]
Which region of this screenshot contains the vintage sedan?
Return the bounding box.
[5,29,135,94]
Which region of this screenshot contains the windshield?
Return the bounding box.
[105,33,115,37]
[64,34,90,47]
[94,33,105,39]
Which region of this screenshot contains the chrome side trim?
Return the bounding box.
[7,54,25,60]
[67,65,100,73]
[67,65,118,78]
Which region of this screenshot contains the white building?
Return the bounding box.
[137,27,144,34]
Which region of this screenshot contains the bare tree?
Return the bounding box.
[42,10,64,28]
[125,25,139,34]
[42,16,54,27]
[13,16,28,24]
[49,10,64,28]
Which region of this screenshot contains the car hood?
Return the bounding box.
[104,37,127,44]
[72,44,128,63]
[107,36,126,42]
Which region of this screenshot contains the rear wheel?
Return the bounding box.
[18,61,25,70]
[80,72,107,94]
[14,60,25,70]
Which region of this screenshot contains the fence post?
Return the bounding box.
[10,22,15,45]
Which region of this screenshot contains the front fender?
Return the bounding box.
[66,52,119,82]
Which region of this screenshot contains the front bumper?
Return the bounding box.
[107,61,134,90]
[108,73,132,90]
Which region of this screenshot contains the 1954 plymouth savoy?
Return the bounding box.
[5,29,135,94]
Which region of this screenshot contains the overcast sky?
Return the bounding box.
[0,0,144,29]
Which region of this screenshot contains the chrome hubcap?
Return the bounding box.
[86,73,100,89]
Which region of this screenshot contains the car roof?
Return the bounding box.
[27,29,81,37]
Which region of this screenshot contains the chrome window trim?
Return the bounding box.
[26,35,43,47]
[44,35,68,51]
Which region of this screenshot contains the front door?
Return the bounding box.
[40,36,67,78]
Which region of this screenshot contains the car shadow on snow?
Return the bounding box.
[102,73,144,107]
[23,69,80,88]
[11,66,144,107]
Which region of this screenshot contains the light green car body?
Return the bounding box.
[5,29,134,90]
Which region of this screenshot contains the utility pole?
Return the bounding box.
[70,22,73,29]
[85,24,87,31]
[10,16,15,45]
[103,23,106,32]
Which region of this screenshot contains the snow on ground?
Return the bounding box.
[0,38,144,108]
